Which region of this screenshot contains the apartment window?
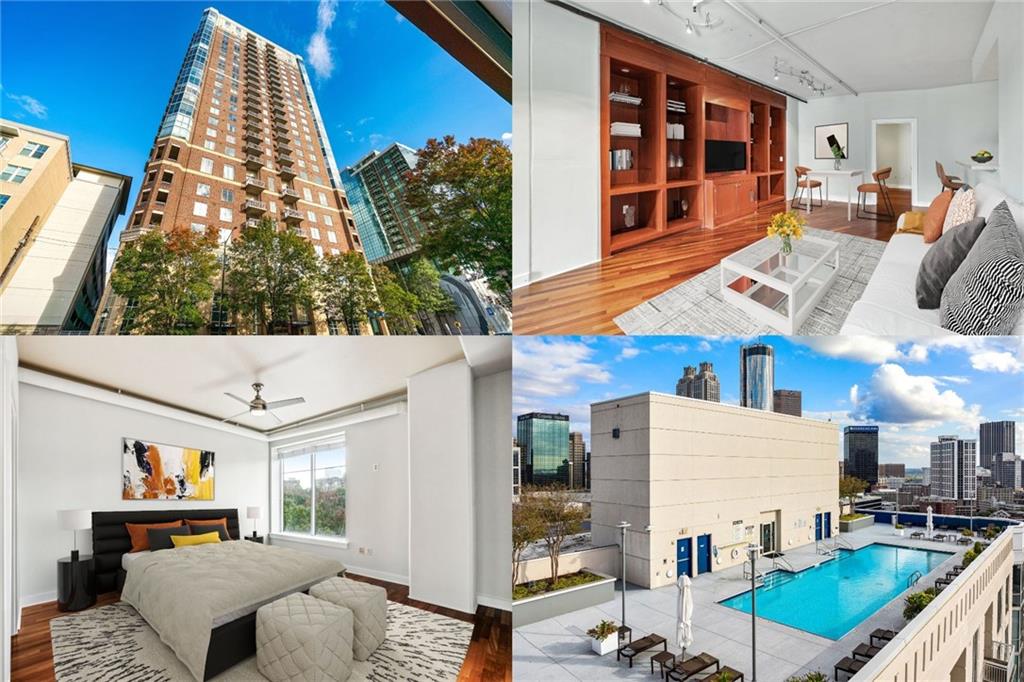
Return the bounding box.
[196,182,211,197]
[323,214,333,227]
[161,171,174,183]
[193,201,208,217]
[306,210,317,223]
[221,188,235,202]
[223,164,235,181]
[318,191,328,206]
[191,222,206,233]
[0,194,10,210]
[278,437,346,537]
[226,134,236,144]
[201,158,214,174]
[220,207,233,222]
[225,147,236,158]
[310,227,321,240]
[314,245,324,258]
[330,248,340,256]
[146,170,157,183]
[168,145,181,161]
[270,201,277,213]
[0,165,30,183]
[204,140,216,151]
[327,231,337,244]
[206,127,218,138]
[303,187,313,201]
[19,142,49,159]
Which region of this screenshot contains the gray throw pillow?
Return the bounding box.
[940,201,1024,334]
[147,525,192,551]
[916,216,986,309]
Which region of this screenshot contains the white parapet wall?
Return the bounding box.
[516,545,620,585]
[854,527,1018,681]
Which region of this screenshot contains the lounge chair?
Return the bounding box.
[666,652,719,681]
[853,643,881,661]
[933,533,948,542]
[617,633,667,668]
[956,536,972,545]
[936,576,953,588]
[835,656,865,680]
[910,531,925,539]
[950,565,965,575]
[870,629,896,646]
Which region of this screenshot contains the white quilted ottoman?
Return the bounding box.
[309,577,387,661]
[256,592,354,682]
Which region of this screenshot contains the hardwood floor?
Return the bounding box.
[513,189,911,335]
[11,573,512,681]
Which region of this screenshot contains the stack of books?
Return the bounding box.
[610,149,634,171]
[609,92,642,106]
[667,123,685,140]
[611,122,642,138]
[667,99,688,114]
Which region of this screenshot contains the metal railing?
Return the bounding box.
[772,556,795,573]
[906,570,923,588]
[815,541,834,557]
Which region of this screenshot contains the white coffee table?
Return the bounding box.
[720,235,839,334]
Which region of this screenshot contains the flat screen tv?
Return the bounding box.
[705,140,747,173]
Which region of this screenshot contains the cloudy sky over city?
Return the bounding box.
[513,336,1024,467]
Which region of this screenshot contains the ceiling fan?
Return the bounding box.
[222,382,305,424]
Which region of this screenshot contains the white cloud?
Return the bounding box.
[5,92,47,119]
[653,342,689,354]
[936,375,970,385]
[306,0,339,80]
[697,340,713,352]
[970,351,1024,374]
[1002,408,1024,418]
[617,347,641,361]
[799,337,922,364]
[501,132,512,143]
[850,363,982,430]
[513,337,611,399]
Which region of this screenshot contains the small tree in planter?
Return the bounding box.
[894,523,905,537]
[512,490,546,586]
[985,525,1000,540]
[586,620,618,656]
[786,673,828,682]
[903,587,938,620]
[534,485,589,583]
[839,476,868,515]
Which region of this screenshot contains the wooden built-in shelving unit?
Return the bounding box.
[601,26,788,257]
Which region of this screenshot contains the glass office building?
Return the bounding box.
[844,425,880,485]
[740,343,774,411]
[517,412,570,487]
[340,168,390,262]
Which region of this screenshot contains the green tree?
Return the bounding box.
[406,257,454,315]
[839,475,868,515]
[513,491,547,586]
[403,136,512,304]
[109,227,219,335]
[530,485,588,583]
[319,250,378,335]
[372,264,420,335]
[224,218,319,334]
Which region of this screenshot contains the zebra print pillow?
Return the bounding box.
[940,201,1024,334]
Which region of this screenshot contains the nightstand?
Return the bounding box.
[244,535,264,544]
[57,555,96,612]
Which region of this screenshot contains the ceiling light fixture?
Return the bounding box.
[685,19,694,34]
[648,0,723,37]
[772,57,831,96]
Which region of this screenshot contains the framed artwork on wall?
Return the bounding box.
[122,437,215,500]
[814,122,849,159]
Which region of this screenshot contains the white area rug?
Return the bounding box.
[613,227,886,335]
[51,600,472,681]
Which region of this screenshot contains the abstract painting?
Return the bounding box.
[122,438,215,500]
[814,122,848,159]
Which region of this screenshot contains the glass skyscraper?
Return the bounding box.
[844,425,879,485]
[340,168,390,262]
[980,421,1016,470]
[740,343,774,411]
[347,143,427,257]
[517,412,570,487]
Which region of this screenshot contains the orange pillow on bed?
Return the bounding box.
[923,190,953,243]
[126,520,183,553]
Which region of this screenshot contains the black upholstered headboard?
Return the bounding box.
[92,508,241,594]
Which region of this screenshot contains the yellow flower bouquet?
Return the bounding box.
[767,210,806,256]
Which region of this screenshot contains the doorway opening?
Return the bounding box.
[870,118,918,206]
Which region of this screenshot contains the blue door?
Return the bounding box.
[824,512,832,539]
[814,513,823,541]
[696,534,712,574]
[676,538,692,578]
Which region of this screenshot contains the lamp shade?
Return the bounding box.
[58,509,91,531]
[246,506,261,520]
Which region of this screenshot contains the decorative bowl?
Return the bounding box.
[972,154,993,164]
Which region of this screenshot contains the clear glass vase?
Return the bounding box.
[780,235,793,256]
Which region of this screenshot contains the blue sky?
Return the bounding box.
[0,0,509,250]
[514,336,1024,468]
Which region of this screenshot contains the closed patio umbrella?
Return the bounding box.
[927,505,934,539]
[676,574,694,656]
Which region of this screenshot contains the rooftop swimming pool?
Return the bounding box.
[719,543,952,640]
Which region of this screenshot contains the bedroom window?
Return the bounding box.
[279,437,346,539]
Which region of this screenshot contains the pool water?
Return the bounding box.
[719,543,952,640]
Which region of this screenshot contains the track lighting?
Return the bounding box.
[772,57,830,96]
[685,19,694,34]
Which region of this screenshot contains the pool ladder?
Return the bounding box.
[907,570,923,589]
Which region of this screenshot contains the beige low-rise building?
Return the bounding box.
[591,391,840,589]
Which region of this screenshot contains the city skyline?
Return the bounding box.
[0,0,510,255]
[513,336,1024,467]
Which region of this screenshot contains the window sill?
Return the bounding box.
[270,532,350,550]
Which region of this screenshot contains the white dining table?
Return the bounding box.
[801,168,865,221]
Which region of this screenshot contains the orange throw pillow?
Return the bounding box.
[923,190,953,243]
[126,520,183,553]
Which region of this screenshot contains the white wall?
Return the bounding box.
[797,81,999,206]
[1,339,18,678]
[473,370,512,608]
[407,360,476,614]
[876,122,913,188]
[269,407,410,585]
[512,0,601,288]
[17,379,269,605]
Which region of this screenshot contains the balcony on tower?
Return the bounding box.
[274,127,290,143]
[244,154,264,171]
[280,187,300,204]
[276,153,294,167]
[243,177,266,195]
[278,165,297,180]
[243,141,262,156]
[245,101,261,118]
[243,199,268,217]
[282,208,303,225]
[277,141,293,156]
[243,127,261,143]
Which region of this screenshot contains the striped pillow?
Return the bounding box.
[940,201,1024,334]
[943,187,975,234]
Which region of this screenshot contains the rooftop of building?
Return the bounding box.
[590,390,837,427]
[203,6,302,62]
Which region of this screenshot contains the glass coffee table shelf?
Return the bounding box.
[719,235,839,334]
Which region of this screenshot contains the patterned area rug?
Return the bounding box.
[613,227,886,335]
[50,600,472,681]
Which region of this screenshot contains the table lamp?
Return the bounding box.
[246,506,261,538]
[58,509,91,562]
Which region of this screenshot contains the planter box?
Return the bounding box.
[840,515,874,533]
[894,528,905,537]
[512,570,616,628]
[592,636,617,656]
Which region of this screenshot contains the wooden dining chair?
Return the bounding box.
[856,167,895,221]
[935,161,964,191]
[791,166,823,210]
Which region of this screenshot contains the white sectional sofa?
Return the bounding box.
[840,182,1024,335]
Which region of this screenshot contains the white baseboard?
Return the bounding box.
[476,594,513,611]
[513,256,602,291]
[513,272,531,289]
[345,566,409,586]
[21,591,56,608]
